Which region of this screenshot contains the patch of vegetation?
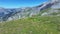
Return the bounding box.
[0,16,60,34]
[50,12,60,15]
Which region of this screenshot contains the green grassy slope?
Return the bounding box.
[0,16,60,34]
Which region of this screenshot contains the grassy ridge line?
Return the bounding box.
[0,16,60,34]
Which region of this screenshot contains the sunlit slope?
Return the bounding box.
[0,16,60,34]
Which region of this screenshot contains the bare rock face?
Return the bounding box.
[41,0,60,16]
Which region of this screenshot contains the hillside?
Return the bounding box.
[0,16,60,34]
[0,0,60,34]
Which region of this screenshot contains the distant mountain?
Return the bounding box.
[0,0,60,22]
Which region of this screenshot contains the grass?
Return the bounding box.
[0,16,60,34]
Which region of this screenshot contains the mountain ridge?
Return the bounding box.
[0,0,60,22]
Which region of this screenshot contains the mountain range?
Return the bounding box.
[0,0,60,22]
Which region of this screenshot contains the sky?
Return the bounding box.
[0,0,49,8]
